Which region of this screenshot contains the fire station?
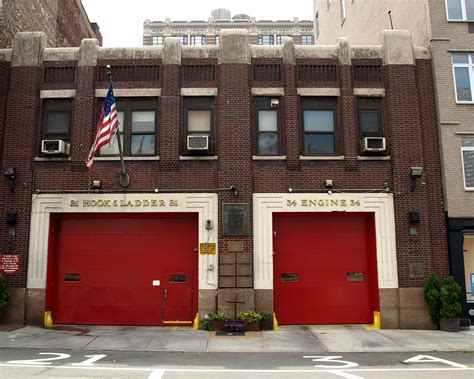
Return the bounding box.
[0,29,449,329]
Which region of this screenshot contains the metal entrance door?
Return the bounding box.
[49,213,198,325]
[162,271,193,324]
[273,212,378,325]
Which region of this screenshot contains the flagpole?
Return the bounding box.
[106,65,130,188]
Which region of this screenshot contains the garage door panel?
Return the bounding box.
[50,214,198,325]
[273,212,378,325]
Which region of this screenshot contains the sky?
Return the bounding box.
[81,0,314,47]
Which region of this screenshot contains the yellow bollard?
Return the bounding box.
[273,312,279,331]
[44,311,53,328]
[373,311,381,329]
[193,313,199,330]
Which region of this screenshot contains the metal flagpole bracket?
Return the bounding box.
[120,172,131,188]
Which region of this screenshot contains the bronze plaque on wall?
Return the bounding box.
[223,203,249,236]
[228,241,244,252]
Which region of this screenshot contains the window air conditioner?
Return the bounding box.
[41,139,70,155]
[187,135,209,150]
[361,137,386,153]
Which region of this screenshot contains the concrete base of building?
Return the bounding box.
[25,289,45,326]
[4,288,25,324]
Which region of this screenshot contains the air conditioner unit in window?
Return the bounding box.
[361,137,386,153]
[187,135,209,150]
[41,139,70,155]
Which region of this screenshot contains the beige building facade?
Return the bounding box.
[313,0,474,324]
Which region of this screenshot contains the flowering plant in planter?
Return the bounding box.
[237,311,264,331]
[224,320,246,332]
[201,312,231,331]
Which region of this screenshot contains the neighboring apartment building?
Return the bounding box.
[0,0,102,48]
[313,0,474,324]
[0,29,448,329]
[143,8,314,46]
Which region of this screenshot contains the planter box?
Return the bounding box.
[260,318,273,330]
[440,318,460,332]
[210,320,226,331]
[244,321,261,331]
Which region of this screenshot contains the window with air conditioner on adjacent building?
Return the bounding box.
[41,99,72,155]
[183,97,214,155]
[452,53,474,102]
[446,0,474,21]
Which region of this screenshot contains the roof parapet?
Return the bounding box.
[12,32,46,67]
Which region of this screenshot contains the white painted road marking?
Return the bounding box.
[404,354,467,368]
[329,370,363,379]
[148,369,166,378]
[303,355,359,368]
[7,353,71,365]
[72,354,107,366]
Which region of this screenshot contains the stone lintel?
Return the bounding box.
[251,88,285,96]
[40,90,76,98]
[353,88,385,97]
[95,88,161,97]
[181,88,218,96]
[297,88,341,97]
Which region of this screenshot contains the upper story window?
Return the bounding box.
[183,97,214,155]
[42,99,72,141]
[301,35,314,45]
[452,53,474,102]
[173,35,188,45]
[357,98,383,137]
[461,136,474,189]
[100,98,157,157]
[258,35,274,45]
[446,0,474,21]
[256,98,280,155]
[190,35,206,46]
[152,36,163,46]
[276,35,292,45]
[302,97,337,155]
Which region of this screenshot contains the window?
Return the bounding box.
[276,35,292,45]
[173,35,188,45]
[215,35,220,45]
[190,35,206,46]
[42,99,72,141]
[100,98,157,156]
[183,97,214,155]
[452,53,474,102]
[258,35,274,45]
[461,136,474,189]
[302,97,337,155]
[256,98,280,155]
[301,35,314,45]
[340,0,347,23]
[152,36,163,46]
[446,0,474,20]
[357,97,383,137]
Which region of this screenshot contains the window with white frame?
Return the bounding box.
[301,35,314,45]
[190,35,206,46]
[258,35,274,45]
[276,35,292,45]
[446,0,474,21]
[173,35,188,45]
[461,136,474,189]
[152,36,163,46]
[340,0,346,24]
[452,53,474,102]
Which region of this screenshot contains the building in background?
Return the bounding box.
[313,0,474,325]
[0,28,448,329]
[0,0,101,48]
[143,8,314,46]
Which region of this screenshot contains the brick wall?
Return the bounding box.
[0,0,95,48]
[0,38,449,296]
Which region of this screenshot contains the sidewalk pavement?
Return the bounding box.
[0,324,472,353]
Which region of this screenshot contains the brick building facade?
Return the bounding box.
[0,0,101,48]
[0,30,448,329]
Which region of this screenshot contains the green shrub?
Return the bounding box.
[424,273,442,325]
[0,275,8,312]
[439,276,462,320]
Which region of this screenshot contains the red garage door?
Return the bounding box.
[273,212,378,325]
[47,213,198,325]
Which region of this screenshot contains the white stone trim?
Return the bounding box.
[95,88,161,97]
[251,88,285,96]
[353,88,385,97]
[253,193,398,290]
[297,88,340,97]
[28,193,218,290]
[180,88,218,96]
[299,155,344,160]
[40,90,76,99]
[252,155,287,160]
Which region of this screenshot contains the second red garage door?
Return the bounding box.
[48,213,198,325]
[273,212,379,325]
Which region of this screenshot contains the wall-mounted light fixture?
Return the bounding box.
[3,167,16,191]
[410,167,423,191]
